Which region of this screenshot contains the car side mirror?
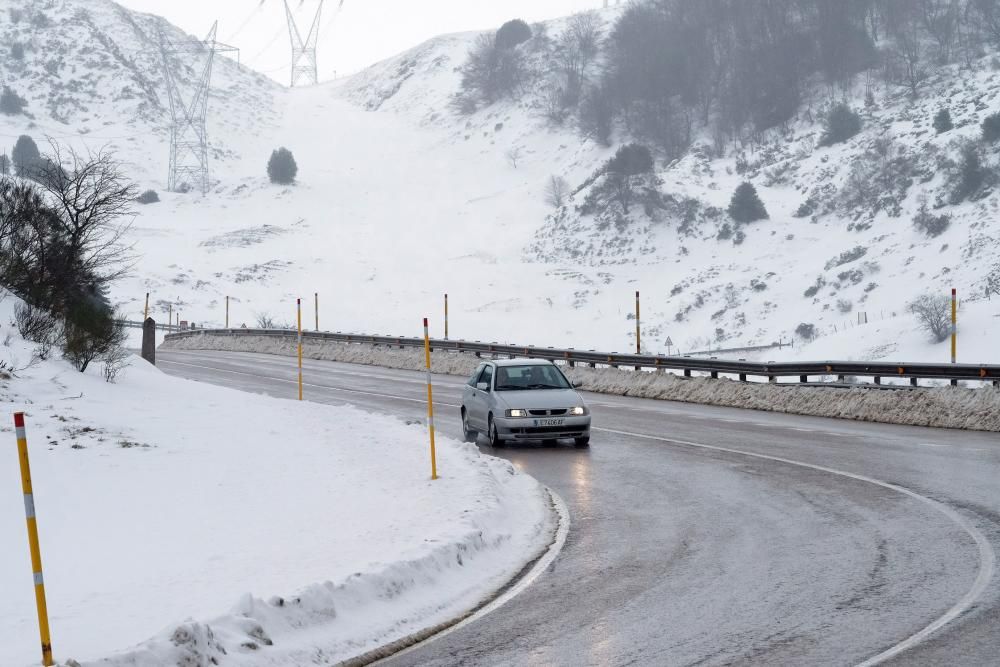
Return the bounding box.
[476,382,489,392]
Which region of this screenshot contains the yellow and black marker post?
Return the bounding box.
[423,318,438,480]
[297,298,304,401]
[14,412,54,666]
[951,288,957,364]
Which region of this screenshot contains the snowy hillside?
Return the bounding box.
[4,2,997,364]
[0,0,280,186]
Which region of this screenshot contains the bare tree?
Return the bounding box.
[505,146,523,169]
[544,175,570,208]
[35,142,137,286]
[255,312,277,329]
[908,293,952,342]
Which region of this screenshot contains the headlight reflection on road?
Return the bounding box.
[573,451,592,513]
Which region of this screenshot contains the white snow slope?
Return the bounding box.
[2,2,998,366]
[0,293,553,666]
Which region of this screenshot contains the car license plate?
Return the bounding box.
[536,419,565,427]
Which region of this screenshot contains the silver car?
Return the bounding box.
[461,359,591,448]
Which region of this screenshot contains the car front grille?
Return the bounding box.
[528,409,568,416]
[513,426,588,436]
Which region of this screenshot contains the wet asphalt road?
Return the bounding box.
[157,349,1000,667]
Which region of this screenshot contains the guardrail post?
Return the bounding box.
[225,296,229,329]
[315,293,319,332]
[444,294,449,341]
[683,369,691,378]
[911,377,918,387]
[14,413,55,667]
[800,375,807,384]
[143,292,149,321]
[710,371,718,379]
[739,373,747,382]
[874,376,881,386]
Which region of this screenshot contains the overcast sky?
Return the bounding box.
[117,0,613,83]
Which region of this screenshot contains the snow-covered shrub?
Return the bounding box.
[267,147,298,185]
[496,19,532,50]
[933,108,953,134]
[716,222,733,241]
[908,293,951,342]
[11,134,39,177]
[0,86,27,115]
[803,276,826,298]
[580,144,658,216]
[982,112,1000,143]
[102,344,131,383]
[949,142,990,204]
[913,203,951,237]
[62,304,127,373]
[136,189,160,205]
[819,103,862,147]
[837,298,854,313]
[579,83,613,146]
[460,34,527,104]
[839,138,915,218]
[13,303,60,359]
[795,323,817,341]
[727,182,768,223]
[825,246,867,270]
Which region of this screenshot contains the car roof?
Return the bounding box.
[490,358,555,367]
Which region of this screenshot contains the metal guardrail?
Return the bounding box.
[162,328,1000,388]
[119,320,181,333]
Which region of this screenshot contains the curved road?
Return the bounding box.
[158,349,1000,666]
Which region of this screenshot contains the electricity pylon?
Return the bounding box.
[284,0,325,87]
[158,22,239,194]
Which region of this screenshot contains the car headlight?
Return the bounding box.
[570,406,587,416]
[506,409,528,418]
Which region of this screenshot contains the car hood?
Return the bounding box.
[496,388,583,410]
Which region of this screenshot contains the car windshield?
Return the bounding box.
[495,365,571,391]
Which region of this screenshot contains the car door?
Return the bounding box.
[463,363,485,422]
[469,364,494,429]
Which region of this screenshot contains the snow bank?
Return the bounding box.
[163,333,1000,432]
[563,367,1000,433]
[0,309,554,666]
[163,333,483,376]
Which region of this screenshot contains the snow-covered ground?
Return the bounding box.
[0,295,554,667]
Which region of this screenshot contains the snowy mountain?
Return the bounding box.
[0,0,280,184]
[4,2,998,363]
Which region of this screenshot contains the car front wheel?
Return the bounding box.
[461,409,478,443]
[489,416,505,448]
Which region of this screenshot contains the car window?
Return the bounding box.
[478,365,493,391]
[467,364,486,387]
[495,364,571,390]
